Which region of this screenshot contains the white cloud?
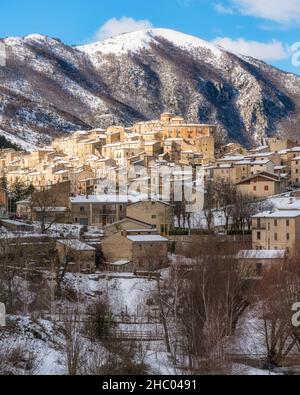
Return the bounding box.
[92,17,153,42]
[212,37,289,61]
[221,0,300,25]
[214,3,234,15]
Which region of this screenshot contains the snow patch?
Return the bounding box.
[78,28,223,58]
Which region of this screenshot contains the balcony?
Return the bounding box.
[252,221,266,230]
[252,225,266,230]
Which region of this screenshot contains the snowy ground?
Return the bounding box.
[1,271,176,375]
[1,270,297,375]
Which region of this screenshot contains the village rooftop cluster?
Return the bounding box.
[1,113,300,275]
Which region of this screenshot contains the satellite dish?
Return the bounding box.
[0,303,5,327]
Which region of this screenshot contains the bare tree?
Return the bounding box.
[31,189,59,233]
[163,243,252,374]
[0,237,28,313]
[214,179,237,231]
[203,180,217,231]
[232,194,274,232]
[60,308,85,376]
[257,257,300,367]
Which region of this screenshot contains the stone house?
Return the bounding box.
[238,250,286,279]
[236,172,285,198]
[70,194,136,227]
[103,217,155,237]
[126,200,174,235]
[252,210,300,253]
[101,230,169,271]
[56,239,96,273]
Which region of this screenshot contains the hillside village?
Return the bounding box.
[1,114,300,374]
[1,113,300,265]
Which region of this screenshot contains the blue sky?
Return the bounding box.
[1,0,300,74]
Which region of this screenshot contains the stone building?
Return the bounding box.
[252,210,300,253]
[56,239,96,273]
[126,200,174,235]
[103,217,155,237]
[132,113,216,162]
[101,230,169,271]
[236,172,286,198]
[70,194,135,227]
[291,156,300,185]
[0,188,8,218]
[266,138,298,153]
[238,250,286,279]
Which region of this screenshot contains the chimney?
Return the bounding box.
[121,229,128,238]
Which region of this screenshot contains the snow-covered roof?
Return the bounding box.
[253,210,300,218]
[219,155,245,162]
[251,160,272,165]
[33,207,68,212]
[234,160,253,166]
[250,145,269,152]
[127,235,168,243]
[109,260,131,266]
[248,152,274,157]
[289,147,300,152]
[70,194,142,204]
[0,219,32,227]
[104,217,153,229]
[237,171,279,184]
[238,250,286,260]
[57,239,95,251]
[278,149,289,155]
[207,164,233,169]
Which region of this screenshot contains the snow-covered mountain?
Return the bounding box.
[1,28,300,150]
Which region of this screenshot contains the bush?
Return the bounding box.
[169,228,189,236]
[227,230,252,236]
[85,298,116,341]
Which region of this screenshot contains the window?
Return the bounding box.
[257,232,261,240]
[287,233,290,241]
[152,215,157,219]
[80,207,85,213]
[257,219,261,229]
[264,186,269,191]
[256,263,263,277]
[274,233,278,241]
[287,220,290,227]
[253,186,257,191]
[274,220,278,227]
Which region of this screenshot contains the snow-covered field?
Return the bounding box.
[1,271,175,375]
[2,269,291,375]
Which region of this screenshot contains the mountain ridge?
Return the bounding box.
[0,28,300,150]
